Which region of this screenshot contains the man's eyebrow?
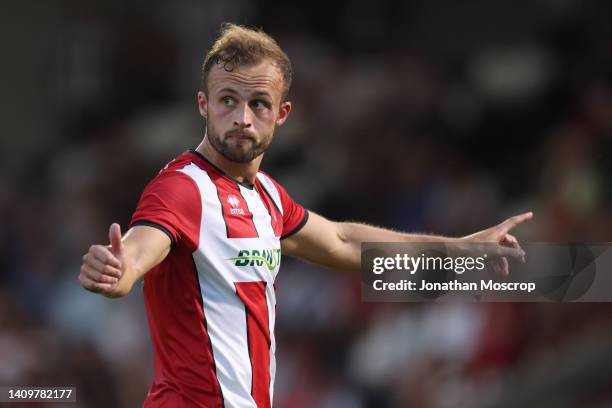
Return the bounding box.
[252,90,272,99]
[218,87,239,95]
[217,88,271,99]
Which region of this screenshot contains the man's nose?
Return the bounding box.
[233,102,253,128]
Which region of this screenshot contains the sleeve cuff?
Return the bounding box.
[130,220,176,246]
[280,210,309,240]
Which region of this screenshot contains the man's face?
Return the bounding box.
[198,59,291,163]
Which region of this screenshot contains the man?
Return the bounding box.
[78,23,532,407]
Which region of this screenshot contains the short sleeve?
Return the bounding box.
[130,170,201,251]
[274,182,309,240]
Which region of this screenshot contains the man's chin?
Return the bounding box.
[209,136,268,163]
[221,148,260,163]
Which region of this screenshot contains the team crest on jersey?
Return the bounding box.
[227,195,245,215]
[228,249,282,271]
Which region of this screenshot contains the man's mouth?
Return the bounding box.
[226,131,255,142]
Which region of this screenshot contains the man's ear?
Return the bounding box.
[197,91,208,119]
[276,100,292,126]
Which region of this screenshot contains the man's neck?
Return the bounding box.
[195,137,262,185]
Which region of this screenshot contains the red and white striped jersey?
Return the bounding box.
[130,150,308,408]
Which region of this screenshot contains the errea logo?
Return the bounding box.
[227,195,245,215]
[227,195,240,207]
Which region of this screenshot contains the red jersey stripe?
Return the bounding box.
[235,281,271,408]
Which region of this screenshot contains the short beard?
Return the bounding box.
[207,122,273,163]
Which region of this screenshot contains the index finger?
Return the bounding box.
[498,212,533,235]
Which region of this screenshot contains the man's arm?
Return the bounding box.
[78,223,171,298]
[281,211,532,274]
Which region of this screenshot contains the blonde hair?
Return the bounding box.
[202,23,292,100]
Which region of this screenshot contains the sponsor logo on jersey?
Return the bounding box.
[228,249,282,271]
[227,194,245,215]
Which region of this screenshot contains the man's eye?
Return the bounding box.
[252,100,269,109]
[222,97,235,106]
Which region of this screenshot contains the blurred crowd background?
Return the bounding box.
[2,0,612,407]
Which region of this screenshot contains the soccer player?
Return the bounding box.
[78,23,532,408]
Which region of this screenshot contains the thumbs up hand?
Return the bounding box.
[79,223,129,298]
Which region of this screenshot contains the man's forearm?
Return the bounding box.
[283,210,531,276]
[334,222,460,271]
[337,221,459,244]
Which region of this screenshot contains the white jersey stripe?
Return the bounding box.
[256,173,283,216]
[239,185,275,239]
[267,284,277,406]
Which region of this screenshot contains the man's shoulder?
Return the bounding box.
[256,169,282,189]
[255,170,298,213]
[150,150,213,182]
[157,150,197,174]
[141,151,202,195]
[256,169,284,195]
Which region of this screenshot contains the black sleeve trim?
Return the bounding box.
[131,220,176,246]
[280,210,310,240]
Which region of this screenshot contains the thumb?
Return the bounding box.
[109,223,123,256]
